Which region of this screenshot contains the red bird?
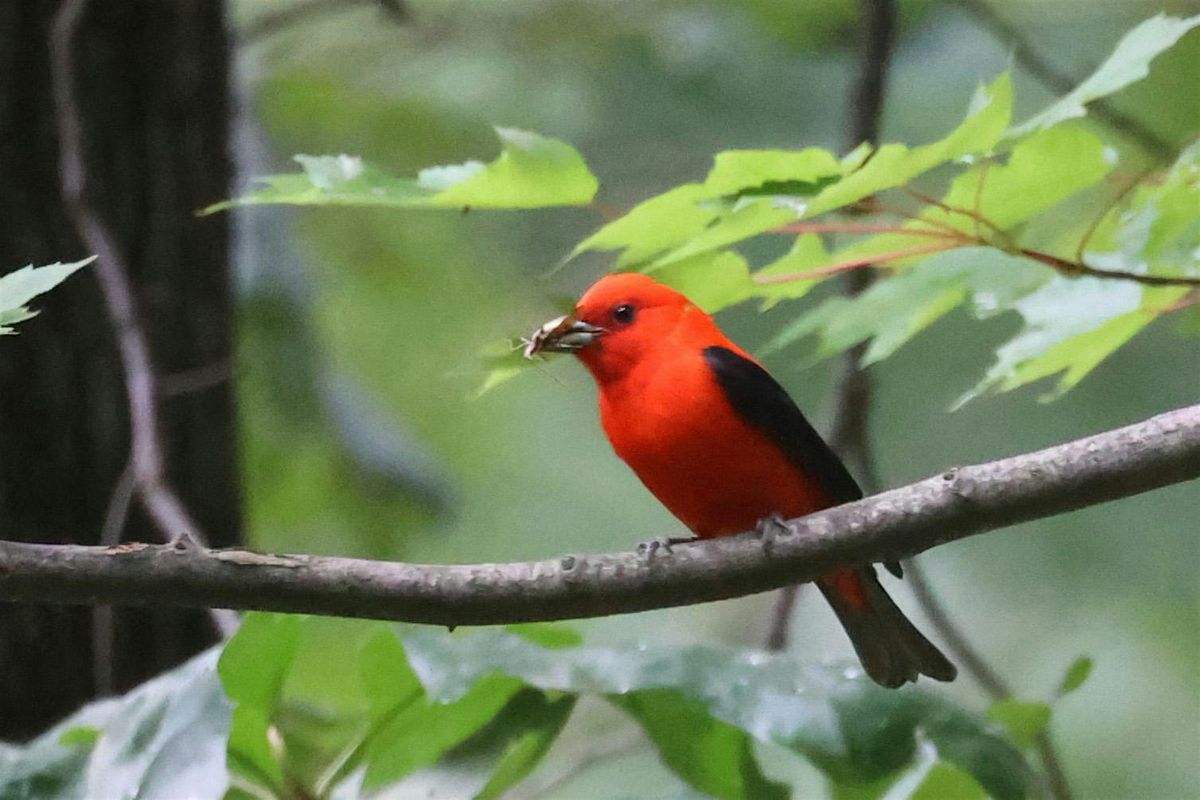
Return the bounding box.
[527,272,955,687]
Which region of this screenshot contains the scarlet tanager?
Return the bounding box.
[526,272,955,687]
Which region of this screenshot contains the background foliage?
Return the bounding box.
[4,1,1198,798]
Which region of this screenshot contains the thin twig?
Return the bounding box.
[901,188,1200,288]
[770,221,963,239]
[50,0,238,638]
[905,186,1017,250]
[752,242,961,285]
[0,404,1195,623]
[950,0,1176,161]
[1073,172,1148,264]
[1017,249,1200,288]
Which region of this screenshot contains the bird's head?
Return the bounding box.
[524,273,706,382]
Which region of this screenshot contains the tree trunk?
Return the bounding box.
[0,0,240,740]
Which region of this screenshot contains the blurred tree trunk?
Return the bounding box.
[0,0,240,740]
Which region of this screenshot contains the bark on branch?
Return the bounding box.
[1,405,1197,624]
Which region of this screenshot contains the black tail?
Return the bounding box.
[819,567,957,688]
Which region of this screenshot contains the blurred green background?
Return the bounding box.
[227,1,1198,796]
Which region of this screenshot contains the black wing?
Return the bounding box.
[703,345,862,504]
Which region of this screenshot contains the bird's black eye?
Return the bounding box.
[611,303,636,325]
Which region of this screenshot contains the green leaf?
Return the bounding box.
[219,612,303,709]
[754,233,830,305]
[939,124,1113,231]
[761,249,1045,366]
[56,727,100,748]
[901,762,987,800]
[1085,140,1200,280]
[364,689,573,800]
[573,183,718,267]
[0,257,95,334]
[802,73,1013,219]
[401,629,1029,799]
[987,701,1052,750]
[429,127,599,208]
[652,250,756,313]
[0,650,231,800]
[363,672,525,788]
[207,127,597,213]
[217,614,305,792]
[879,740,988,800]
[648,199,797,270]
[959,282,1186,405]
[1008,14,1200,139]
[1057,657,1094,697]
[702,148,842,198]
[614,689,788,800]
[471,690,577,800]
[359,627,424,721]
[226,706,285,793]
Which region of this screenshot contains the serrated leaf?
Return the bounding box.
[939,124,1113,230]
[961,282,1186,405]
[987,700,1052,750]
[0,257,95,334]
[0,650,231,800]
[1085,140,1200,280]
[615,689,788,800]
[430,127,598,208]
[652,250,756,313]
[761,249,1045,366]
[0,306,39,334]
[648,199,798,270]
[702,148,842,197]
[803,73,1013,219]
[574,183,719,267]
[401,629,1029,799]
[1057,657,1094,697]
[207,127,597,213]
[1008,13,1200,139]
[754,233,830,305]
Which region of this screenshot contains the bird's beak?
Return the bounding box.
[523,314,606,358]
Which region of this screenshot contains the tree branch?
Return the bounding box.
[1,404,1196,623]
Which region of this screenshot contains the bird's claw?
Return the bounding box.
[755,513,791,552]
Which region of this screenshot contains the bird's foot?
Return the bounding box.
[755,513,791,553]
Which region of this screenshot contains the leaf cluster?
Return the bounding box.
[215,14,1200,403]
[1,617,1100,799]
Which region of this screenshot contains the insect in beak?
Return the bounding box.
[522,315,606,359]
